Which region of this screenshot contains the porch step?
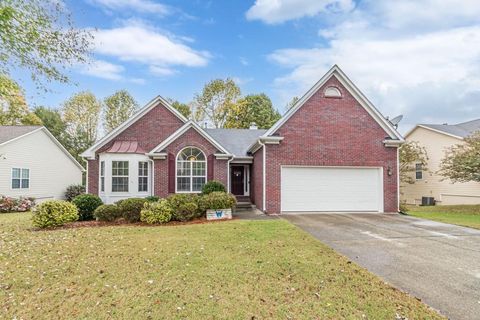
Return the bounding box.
[235,196,253,210]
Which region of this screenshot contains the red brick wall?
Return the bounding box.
[87,160,99,195]
[251,146,263,210]
[153,127,228,198]
[86,102,184,194]
[263,76,398,213]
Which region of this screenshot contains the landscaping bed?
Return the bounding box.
[0,212,443,319]
[406,205,480,229]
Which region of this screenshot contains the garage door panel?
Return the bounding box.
[281,167,383,212]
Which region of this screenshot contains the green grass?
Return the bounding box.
[0,213,443,319]
[407,205,480,229]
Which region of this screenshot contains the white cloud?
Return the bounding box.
[265,0,480,131]
[92,22,210,75]
[88,0,170,15]
[246,0,354,24]
[240,57,249,66]
[149,65,176,76]
[79,59,125,80]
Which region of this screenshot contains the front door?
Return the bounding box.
[231,166,244,195]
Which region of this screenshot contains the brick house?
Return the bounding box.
[82,65,404,213]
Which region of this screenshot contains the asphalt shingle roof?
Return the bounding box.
[0,126,42,145]
[205,128,266,156]
[421,119,480,138]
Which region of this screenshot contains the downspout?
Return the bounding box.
[396,147,400,212]
[258,140,266,212]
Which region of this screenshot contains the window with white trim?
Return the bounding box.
[415,163,423,180]
[100,161,105,192]
[112,161,129,192]
[138,161,148,192]
[176,147,206,192]
[12,168,29,189]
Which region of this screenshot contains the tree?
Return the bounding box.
[224,93,281,129]
[399,141,429,184]
[169,100,191,119]
[439,131,480,182]
[62,92,101,162]
[34,106,67,142]
[286,96,299,110]
[194,78,241,128]
[103,90,139,133]
[0,0,92,90]
[0,74,41,125]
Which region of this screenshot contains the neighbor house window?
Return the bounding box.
[100,161,105,192]
[112,161,129,192]
[138,161,148,192]
[176,147,206,192]
[415,163,423,180]
[12,168,29,189]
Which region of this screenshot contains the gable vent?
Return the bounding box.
[324,86,342,98]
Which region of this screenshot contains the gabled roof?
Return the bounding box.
[81,96,188,159]
[148,120,232,155]
[206,128,266,156]
[0,126,85,171]
[407,119,480,140]
[263,65,404,142]
[0,126,42,145]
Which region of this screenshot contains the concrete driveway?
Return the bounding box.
[283,213,480,320]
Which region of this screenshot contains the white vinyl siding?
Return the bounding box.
[281,166,383,212]
[401,127,480,205]
[0,130,82,201]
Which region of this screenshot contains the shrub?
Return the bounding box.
[117,198,148,222]
[31,200,79,228]
[200,192,236,210]
[145,195,160,202]
[140,200,173,224]
[399,202,409,213]
[167,194,200,222]
[202,180,226,194]
[72,194,103,221]
[0,196,35,213]
[94,204,121,222]
[65,184,86,202]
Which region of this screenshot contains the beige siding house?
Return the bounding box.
[402,119,480,205]
[0,126,84,201]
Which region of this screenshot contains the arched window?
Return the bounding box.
[176,147,207,192]
[324,86,342,98]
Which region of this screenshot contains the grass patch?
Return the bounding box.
[406,205,480,229]
[0,212,443,319]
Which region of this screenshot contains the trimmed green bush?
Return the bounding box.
[32,200,79,228]
[145,195,160,202]
[167,194,201,221]
[201,180,226,194]
[65,184,85,201]
[117,198,148,222]
[94,204,121,222]
[200,192,236,210]
[140,200,173,224]
[72,194,103,221]
[399,202,409,213]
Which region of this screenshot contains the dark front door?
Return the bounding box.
[231,166,244,195]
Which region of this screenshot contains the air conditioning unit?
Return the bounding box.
[421,197,435,206]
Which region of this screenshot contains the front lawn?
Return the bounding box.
[406,205,480,229]
[0,213,442,319]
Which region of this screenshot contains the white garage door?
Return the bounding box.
[281,166,384,212]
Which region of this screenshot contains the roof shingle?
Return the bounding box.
[420,119,480,138]
[0,126,42,145]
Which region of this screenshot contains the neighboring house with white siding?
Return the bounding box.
[0,126,84,201]
[401,119,480,205]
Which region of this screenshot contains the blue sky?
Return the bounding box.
[14,0,480,132]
